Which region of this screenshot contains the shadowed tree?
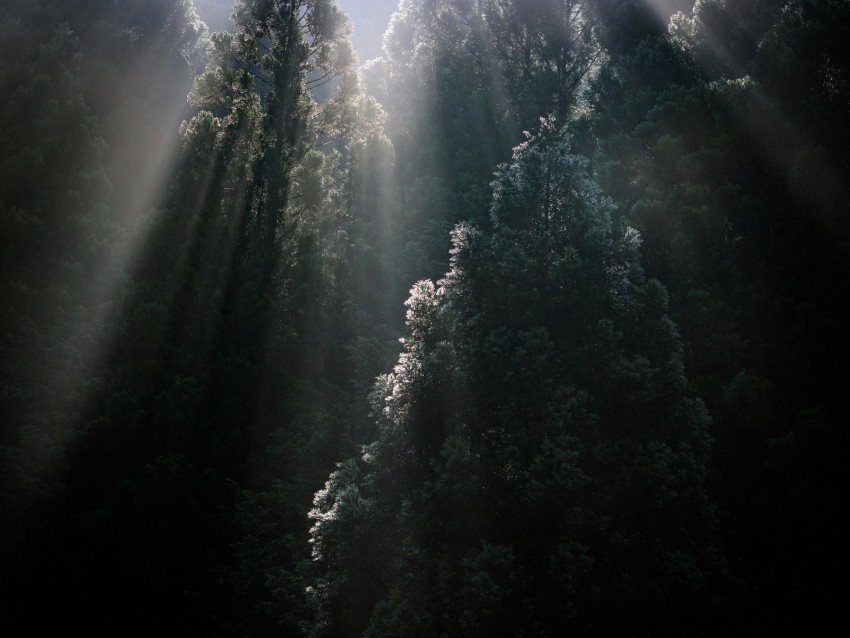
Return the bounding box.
[309,121,722,637]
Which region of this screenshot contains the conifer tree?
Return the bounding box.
[578,0,850,628]
[309,122,720,637]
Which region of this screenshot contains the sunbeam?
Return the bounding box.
[669,0,850,237]
[0,1,206,526]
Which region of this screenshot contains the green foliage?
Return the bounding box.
[483,0,599,122]
[0,14,115,557]
[579,0,850,629]
[1,0,398,634]
[309,126,721,636]
[369,0,606,290]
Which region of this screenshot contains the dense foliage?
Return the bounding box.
[1,0,847,635]
[309,123,722,636]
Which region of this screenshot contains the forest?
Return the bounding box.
[0,0,847,635]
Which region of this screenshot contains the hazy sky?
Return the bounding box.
[337,0,398,62]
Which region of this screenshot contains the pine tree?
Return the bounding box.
[578,0,850,628]
[309,122,721,637]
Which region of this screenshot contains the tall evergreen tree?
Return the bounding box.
[309,122,721,637]
[2,1,391,634]
[576,0,850,629]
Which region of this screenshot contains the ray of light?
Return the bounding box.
[7,14,212,509]
[667,1,848,238]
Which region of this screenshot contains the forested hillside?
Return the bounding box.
[1,1,847,636]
